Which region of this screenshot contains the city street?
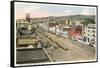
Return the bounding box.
[14,2,97,66]
[38,29,96,62]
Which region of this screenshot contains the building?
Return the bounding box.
[26,13,30,22]
[69,20,83,26]
[48,23,57,33]
[69,25,82,39]
[65,19,70,26]
[83,24,96,47]
[61,26,70,37]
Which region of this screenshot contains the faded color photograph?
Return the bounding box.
[15,2,97,66]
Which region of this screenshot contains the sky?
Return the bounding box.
[15,2,96,19]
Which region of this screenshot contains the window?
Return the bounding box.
[88,30,90,32]
[88,38,90,42]
[92,30,95,33]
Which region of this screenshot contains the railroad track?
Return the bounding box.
[36,30,69,61]
[37,29,69,51]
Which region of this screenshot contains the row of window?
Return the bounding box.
[88,30,95,33]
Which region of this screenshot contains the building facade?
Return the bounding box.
[83,24,96,47]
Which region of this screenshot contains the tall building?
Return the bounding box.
[26,13,30,22]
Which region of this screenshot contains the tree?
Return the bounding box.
[81,18,95,26]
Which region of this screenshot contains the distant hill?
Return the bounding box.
[17,15,95,22]
[65,15,95,20]
[55,15,95,20]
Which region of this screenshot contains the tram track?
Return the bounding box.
[37,29,69,51]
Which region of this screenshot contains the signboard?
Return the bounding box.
[17,38,37,45]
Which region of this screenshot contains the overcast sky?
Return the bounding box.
[15,2,96,19]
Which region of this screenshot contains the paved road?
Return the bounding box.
[38,29,96,62]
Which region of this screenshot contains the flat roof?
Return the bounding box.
[16,48,50,64]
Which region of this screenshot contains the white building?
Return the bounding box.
[83,24,96,47]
